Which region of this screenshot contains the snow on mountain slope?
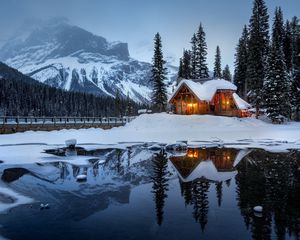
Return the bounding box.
[0,18,177,103]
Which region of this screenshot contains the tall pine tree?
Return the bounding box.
[151,33,168,112]
[195,23,209,79]
[213,46,222,78]
[234,25,249,98]
[190,34,197,79]
[283,20,293,74]
[290,17,300,120]
[177,58,184,80]
[182,49,192,79]
[263,7,290,123]
[190,24,209,79]
[246,0,269,113]
[222,65,232,81]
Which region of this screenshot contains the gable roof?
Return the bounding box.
[169,79,237,102]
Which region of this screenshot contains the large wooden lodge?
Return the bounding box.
[169,78,251,117]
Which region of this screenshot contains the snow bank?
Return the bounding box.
[0,113,300,147]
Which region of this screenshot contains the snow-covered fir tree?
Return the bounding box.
[177,59,183,79]
[283,20,293,74]
[246,0,269,110]
[151,33,168,112]
[190,24,209,79]
[290,17,300,120]
[290,17,300,73]
[263,7,290,123]
[234,25,249,98]
[190,34,197,79]
[213,46,222,78]
[222,65,232,81]
[195,23,209,79]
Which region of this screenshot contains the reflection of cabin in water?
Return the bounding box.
[169,147,250,182]
[169,79,251,117]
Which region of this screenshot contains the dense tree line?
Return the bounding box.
[177,24,232,82]
[0,63,141,117]
[234,0,300,122]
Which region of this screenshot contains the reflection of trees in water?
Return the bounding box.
[115,149,124,174]
[127,146,132,167]
[192,179,210,232]
[179,180,193,206]
[235,150,300,240]
[215,182,223,207]
[179,178,210,232]
[151,150,169,226]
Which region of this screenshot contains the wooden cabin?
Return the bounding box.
[169,79,251,117]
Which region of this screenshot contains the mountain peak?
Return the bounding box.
[0,18,129,63]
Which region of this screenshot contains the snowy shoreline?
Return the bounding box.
[0,113,299,146]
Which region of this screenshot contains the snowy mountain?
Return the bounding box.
[0,18,177,103]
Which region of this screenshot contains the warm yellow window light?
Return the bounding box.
[187,103,197,107]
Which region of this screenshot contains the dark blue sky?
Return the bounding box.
[1,0,299,70]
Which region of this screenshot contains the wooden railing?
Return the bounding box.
[0,116,136,134]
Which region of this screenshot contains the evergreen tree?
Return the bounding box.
[263,7,290,123]
[290,17,300,120]
[177,58,184,85]
[125,92,133,116]
[234,25,249,98]
[177,58,183,80]
[283,20,293,74]
[290,17,300,71]
[115,89,121,117]
[222,65,232,81]
[151,33,168,112]
[177,49,192,84]
[195,23,209,79]
[246,0,269,112]
[182,49,192,79]
[213,46,222,78]
[190,33,197,79]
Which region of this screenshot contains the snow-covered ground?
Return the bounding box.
[0,113,300,147]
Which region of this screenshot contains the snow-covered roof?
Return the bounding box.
[232,93,251,110]
[169,79,237,102]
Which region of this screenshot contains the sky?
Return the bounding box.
[0,0,299,71]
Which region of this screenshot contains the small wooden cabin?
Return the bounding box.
[169,79,251,117]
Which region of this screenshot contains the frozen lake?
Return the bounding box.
[0,144,299,240]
